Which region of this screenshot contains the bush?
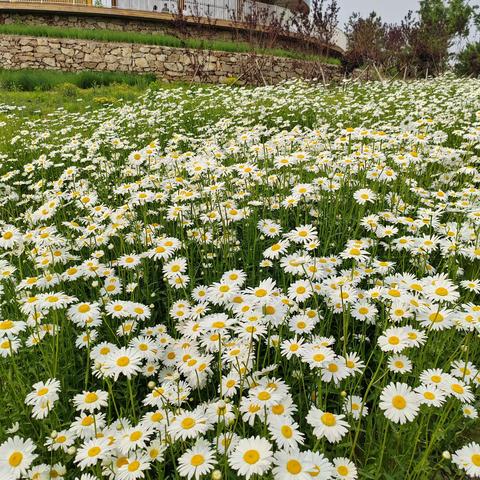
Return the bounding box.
[0,69,157,91]
[456,42,480,77]
[56,82,80,98]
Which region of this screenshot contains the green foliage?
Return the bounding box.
[0,69,157,91]
[456,41,480,77]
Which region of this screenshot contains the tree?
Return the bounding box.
[289,0,339,56]
[456,42,480,76]
[343,0,476,77]
[343,12,386,71]
[311,0,339,54]
[410,0,474,74]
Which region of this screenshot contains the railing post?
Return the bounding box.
[236,0,243,20]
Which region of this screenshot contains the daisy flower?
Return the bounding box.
[379,382,421,424]
[117,453,151,480]
[343,395,368,420]
[306,407,349,443]
[377,327,410,353]
[387,355,412,374]
[177,439,215,480]
[72,390,108,412]
[104,347,142,380]
[0,436,37,480]
[272,449,314,479]
[268,416,305,450]
[353,188,377,205]
[229,436,273,479]
[169,410,210,440]
[452,442,480,478]
[415,385,446,407]
[333,457,358,479]
[75,437,112,469]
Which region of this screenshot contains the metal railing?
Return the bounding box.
[3,0,91,4]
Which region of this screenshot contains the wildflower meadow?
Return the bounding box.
[0,76,479,480]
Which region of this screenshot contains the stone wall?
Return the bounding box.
[0,10,342,55]
[0,35,343,85]
[0,12,220,39]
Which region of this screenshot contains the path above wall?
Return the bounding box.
[0,35,343,85]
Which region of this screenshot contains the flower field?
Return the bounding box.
[0,76,479,480]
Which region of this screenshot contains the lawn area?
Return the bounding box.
[0,76,479,480]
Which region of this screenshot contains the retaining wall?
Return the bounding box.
[0,34,343,85]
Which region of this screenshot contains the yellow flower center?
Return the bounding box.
[451,384,464,394]
[8,452,23,467]
[87,446,101,457]
[286,459,302,474]
[313,353,325,362]
[272,404,285,415]
[258,391,271,401]
[82,416,94,426]
[191,454,205,467]
[243,450,260,465]
[85,392,98,403]
[471,454,480,467]
[337,465,349,476]
[281,425,293,438]
[320,412,336,426]
[392,395,406,409]
[130,431,142,441]
[128,460,140,472]
[435,287,448,296]
[181,417,195,429]
[116,356,130,367]
[429,312,444,323]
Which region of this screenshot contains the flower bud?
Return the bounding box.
[212,470,222,480]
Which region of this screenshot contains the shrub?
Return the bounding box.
[456,42,480,77]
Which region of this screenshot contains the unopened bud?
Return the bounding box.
[147,381,156,390]
[67,446,77,455]
[212,470,222,480]
[50,430,58,439]
[442,451,451,460]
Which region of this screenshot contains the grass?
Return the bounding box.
[0,23,341,64]
[0,69,157,91]
[0,77,478,480]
